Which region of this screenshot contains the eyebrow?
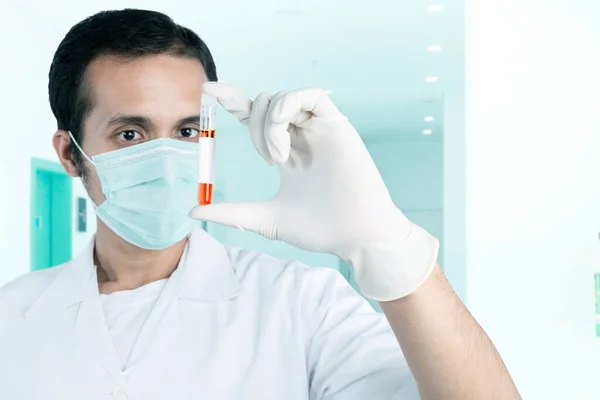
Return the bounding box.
[107,115,201,128]
[179,116,200,126]
[107,115,151,128]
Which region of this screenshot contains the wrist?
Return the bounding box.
[346,222,439,302]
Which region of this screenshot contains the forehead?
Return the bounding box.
[83,54,207,120]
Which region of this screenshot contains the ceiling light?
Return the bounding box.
[425,76,439,83]
[423,129,433,135]
[425,116,435,122]
[427,45,442,52]
[427,4,445,12]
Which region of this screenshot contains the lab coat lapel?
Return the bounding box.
[177,226,242,302]
[25,239,94,316]
[76,274,124,380]
[124,226,242,369]
[123,253,185,370]
[26,236,124,380]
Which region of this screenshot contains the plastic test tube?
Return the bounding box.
[198,93,217,205]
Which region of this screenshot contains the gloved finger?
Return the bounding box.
[249,92,275,165]
[264,91,292,165]
[189,202,279,240]
[270,88,342,124]
[201,82,252,123]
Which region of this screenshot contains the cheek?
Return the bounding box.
[82,164,106,206]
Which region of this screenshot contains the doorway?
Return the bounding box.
[30,158,72,271]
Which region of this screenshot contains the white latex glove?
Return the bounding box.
[190,82,439,301]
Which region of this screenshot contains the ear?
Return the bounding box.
[53,130,80,178]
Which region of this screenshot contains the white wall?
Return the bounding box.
[466,0,600,398]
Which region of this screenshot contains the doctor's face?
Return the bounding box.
[56,54,207,205]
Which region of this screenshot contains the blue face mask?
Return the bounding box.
[70,133,199,250]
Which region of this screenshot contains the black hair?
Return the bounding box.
[48,9,218,176]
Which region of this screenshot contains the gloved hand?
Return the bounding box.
[189,82,439,301]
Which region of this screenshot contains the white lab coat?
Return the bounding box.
[0,227,418,399]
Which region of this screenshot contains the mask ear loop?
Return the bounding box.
[68,131,100,209]
[68,131,94,164]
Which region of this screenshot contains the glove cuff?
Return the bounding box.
[347,222,439,302]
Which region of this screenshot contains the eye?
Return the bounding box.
[117,130,141,141]
[178,128,200,139]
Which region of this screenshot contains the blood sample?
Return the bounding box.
[198,93,217,205]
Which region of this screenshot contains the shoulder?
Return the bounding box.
[222,245,368,316]
[0,266,65,313]
[223,245,346,293]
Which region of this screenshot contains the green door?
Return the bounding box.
[33,171,52,270]
[31,158,72,271]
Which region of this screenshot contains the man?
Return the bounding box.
[0,9,521,400]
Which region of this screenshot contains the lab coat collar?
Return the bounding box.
[26,225,240,316]
[25,238,96,316]
[177,226,242,301]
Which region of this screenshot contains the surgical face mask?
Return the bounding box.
[69,132,198,250]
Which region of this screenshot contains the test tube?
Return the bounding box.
[198,93,217,205]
